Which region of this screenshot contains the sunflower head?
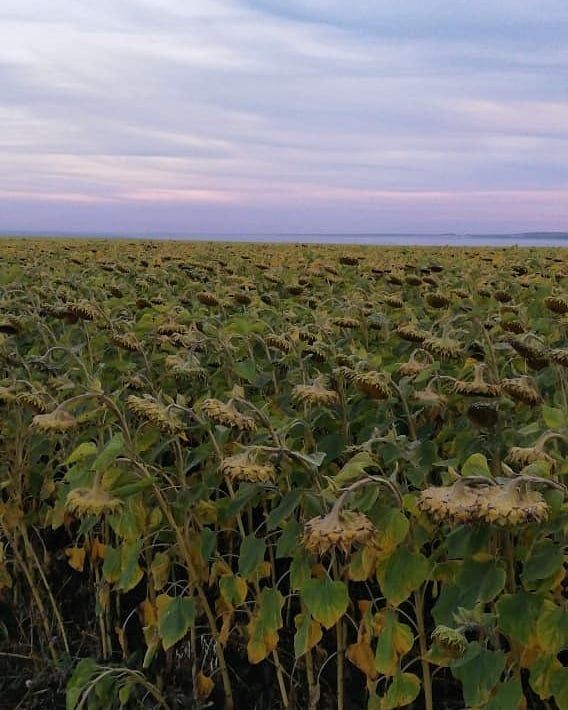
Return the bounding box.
[396,323,428,344]
[220,450,276,484]
[66,486,122,517]
[453,363,501,397]
[126,395,185,435]
[200,398,256,431]
[544,296,568,315]
[431,626,468,658]
[197,292,220,307]
[425,292,451,309]
[109,332,142,353]
[292,376,339,407]
[501,377,542,406]
[31,408,78,433]
[354,371,392,400]
[477,480,549,526]
[423,334,462,360]
[303,509,375,557]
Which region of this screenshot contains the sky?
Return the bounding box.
[1,0,567,235]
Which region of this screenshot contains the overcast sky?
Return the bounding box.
[1,0,567,235]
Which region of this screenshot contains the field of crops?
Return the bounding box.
[0,238,566,709]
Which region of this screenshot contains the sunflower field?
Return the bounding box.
[0,238,566,709]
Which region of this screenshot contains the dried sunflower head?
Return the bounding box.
[333,316,360,329]
[384,295,404,308]
[292,377,339,407]
[544,296,568,314]
[418,479,490,525]
[303,509,375,557]
[200,399,256,431]
[165,354,207,382]
[197,292,220,307]
[500,377,542,406]
[109,332,142,353]
[453,363,501,397]
[477,480,549,526]
[66,301,99,321]
[220,451,276,484]
[126,395,185,435]
[31,408,78,433]
[354,371,392,400]
[425,292,451,309]
[265,334,292,353]
[157,321,189,336]
[66,485,122,517]
[396,323,428,344]
[423,334,463,360]
[431,626,468,658]
[398,351,429,377]
[17,392,50,413]
[548,348,568,367]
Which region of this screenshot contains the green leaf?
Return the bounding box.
[302,575,349,629]
[376,548,430,606]
[102,546,121,584]
[451,643,505,707]
[536,599,568,654]
[542,405,566,430]
[238,535,266,578]
[523,539,564,582]
[92,433,125,473]
[276,519,301,558]
[382,672,421,709]
[496,591,543,644]
[234,359,256,382]
[65,441,97,466]
[118,541,144,592]
[456,559,506,607]
[290,555,311,591]
[486,678,523,710]
[219,574,248,607]
[294,612,322,659]
[66,658,98,710]
[375,609,414,676]
[461,453,491,477]
[266,490,302,531]
[156,594,196,651]
[333,451,376,487]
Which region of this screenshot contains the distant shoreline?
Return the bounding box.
[1,231,567,247]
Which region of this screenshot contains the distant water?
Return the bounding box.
[2,232,568,247]
[177,233,568,247]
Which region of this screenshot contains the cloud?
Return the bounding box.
[0,0,567,233]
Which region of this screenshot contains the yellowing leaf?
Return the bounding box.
[150,552,170,591]
[65,546,86,572]
[347,639,378,680]
[293,613,322,658]
[196,671,215,700]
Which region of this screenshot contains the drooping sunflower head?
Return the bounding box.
[501,377,542,406]
[353,371,392,400]
[418,479,489,525]
[200,398,256,432]
[197,292,220,307]
[220,450,276,485]
[477,480,549,526]
[396,322,429,344]
[431,626,468,658]
[126,395,185,435]
[109,331,142,353]
[292,376,339,407]
[31,408,78,433]
[453,363,501,397]
[543,295,568,315]
[425,292,451,309]
[423,334,463,360]
[303,509,375,557]
[66,485,123,517]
